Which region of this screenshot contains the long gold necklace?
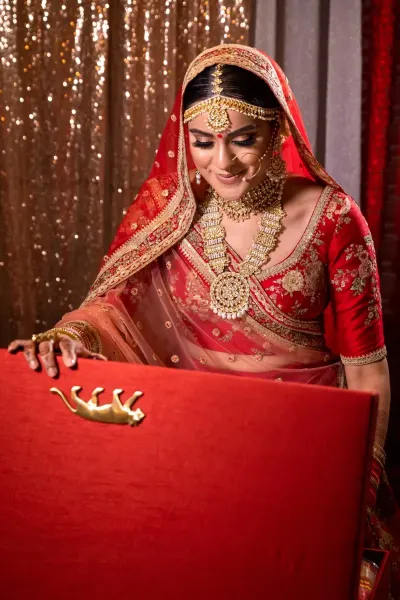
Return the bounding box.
[200,175,286,320]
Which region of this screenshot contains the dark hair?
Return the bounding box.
[183,64,280,111]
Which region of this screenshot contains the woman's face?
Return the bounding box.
[187,109,274,201]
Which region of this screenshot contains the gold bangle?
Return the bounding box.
[59,320,102,354]
[372,442,386,467]
[32,328,80,345]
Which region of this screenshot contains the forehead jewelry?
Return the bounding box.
[184,63,280,134]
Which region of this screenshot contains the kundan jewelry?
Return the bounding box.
[184,64,280,133]
[195,170,201,185]
[200,139,287,319]
[215,127,286,222]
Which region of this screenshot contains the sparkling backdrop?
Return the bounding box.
[0,0,252,344]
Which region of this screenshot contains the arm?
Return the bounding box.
[345,358,390,447]
[326,193,389,503]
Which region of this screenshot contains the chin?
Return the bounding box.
[211,178,249,201]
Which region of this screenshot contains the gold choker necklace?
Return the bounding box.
[200,185,286,319]
[212,154,286,222]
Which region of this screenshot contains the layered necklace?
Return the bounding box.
[200,148,286,320]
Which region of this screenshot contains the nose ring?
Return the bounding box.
[228,153,263,182]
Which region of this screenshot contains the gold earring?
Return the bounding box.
[195,170,201,185]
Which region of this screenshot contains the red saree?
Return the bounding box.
[58,45,385,381]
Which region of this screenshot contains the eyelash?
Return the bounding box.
[193,135,256,149]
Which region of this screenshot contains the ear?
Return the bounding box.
[279,114,291,144]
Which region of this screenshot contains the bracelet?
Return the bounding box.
[370,474,380,490]
[32,328,81,345]
[372,442,386,469]
[58,320,103,354]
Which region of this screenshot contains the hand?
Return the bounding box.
[8,335,107,378]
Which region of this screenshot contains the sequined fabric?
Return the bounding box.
[0,0,252,345]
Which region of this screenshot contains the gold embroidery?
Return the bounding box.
[165,321,172,329]
[341,346,387,365]
[199,356,207,364]
[281,270,304,293]
[330,234,382,326]
[259,186,333,279]
[179,228,327,351]
[171,355,180,363]
[212,328,220,337]
[168,150,175,158]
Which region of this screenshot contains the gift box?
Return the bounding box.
[0,350,378,599]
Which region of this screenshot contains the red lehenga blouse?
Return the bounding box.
[56,45,397,597]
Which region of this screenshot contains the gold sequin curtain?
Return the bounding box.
[0,0,253,345]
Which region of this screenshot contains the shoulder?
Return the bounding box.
[283,175,324,213]
[284,174,324,202]
[144,172,179,194]
[282,175,325,224]
[324,190,370,238]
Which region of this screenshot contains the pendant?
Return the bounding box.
[210,272,250,319]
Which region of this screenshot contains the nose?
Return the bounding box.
[214,139,235,172]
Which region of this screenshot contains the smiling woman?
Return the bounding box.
[8,46,396,593]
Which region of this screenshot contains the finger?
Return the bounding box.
[7,339,27,353]
[23,340,40,370]
[38,340,58,378]
[76,346,108,361]
[59,338,77,368]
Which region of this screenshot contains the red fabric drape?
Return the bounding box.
[362,0,400,500]
[361,0,396,255]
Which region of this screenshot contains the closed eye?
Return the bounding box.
[192,139,214,148]
[192,134,257,149]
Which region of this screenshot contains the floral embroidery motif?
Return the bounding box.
[165,321,172,329]
[281,270,304,293]
[331,235,381,326]
[171,355,180,363]
[171,114,177,122]
[168,150,175,158]
[161,189,169,197]
[326,193,351,233]
[199,356,207,364]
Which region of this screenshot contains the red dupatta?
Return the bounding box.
[83,44,341,306]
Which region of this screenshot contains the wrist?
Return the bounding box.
[58,320,103,354]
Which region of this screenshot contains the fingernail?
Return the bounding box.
[29,361,37,369]
[66,357,75,367]
[48,368,57,377]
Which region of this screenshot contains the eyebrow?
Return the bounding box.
[188,124,257,138]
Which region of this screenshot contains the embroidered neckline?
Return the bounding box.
[257,185,333,278]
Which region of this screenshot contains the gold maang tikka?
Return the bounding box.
[184,64,280,133]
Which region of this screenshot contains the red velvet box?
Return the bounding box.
[0,350,377,599]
